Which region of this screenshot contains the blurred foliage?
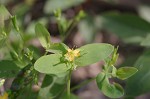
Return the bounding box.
[125,50,150,97]
[100,12,150,44]
[44,0,85,14]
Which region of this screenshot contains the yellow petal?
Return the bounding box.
[67,49,72,52]
[0,92,8,99]
[73,49,80,57]
[64,48,80,62]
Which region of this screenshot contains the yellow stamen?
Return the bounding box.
[64,48,80,62]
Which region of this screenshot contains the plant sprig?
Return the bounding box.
[0,5,138,99]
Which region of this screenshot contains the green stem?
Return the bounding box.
[44,51,48,56]
[67,70,72,99]
[71,77,95,91]
[62,19,77,42]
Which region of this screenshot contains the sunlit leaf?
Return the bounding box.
[75,43,114,66]
[34,54,71,74]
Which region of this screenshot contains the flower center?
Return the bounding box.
[64,48,80,62]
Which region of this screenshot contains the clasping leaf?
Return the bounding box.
[96,72,124,98]
[116,67,138,80]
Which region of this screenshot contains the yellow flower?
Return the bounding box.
[0,92,8,99]
[64,48,80,62]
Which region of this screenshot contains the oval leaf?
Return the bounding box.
[0,60,20,78]
[47,43,68,54]
[116,67,138,80]
[35,23,51,49]
[96,72,124,98]
[34,54,71,74]
[75,43,114,66]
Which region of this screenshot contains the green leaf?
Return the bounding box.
[0,5,11,28]
[11,15,20,32]
[75,43,114,66]
[34,54,71,74]
[96,72,124,98]
[140,33,150,47]
[101,12,150,43]
[75,10,86,21]
[44,0,85,14]
[47,43,68,54]
[41,75,53,88]
[35,23,51,49]
[116,67,138,80]
[125,50,150,96]
[39,75,66,99]
[0,60,20,78]
[0,5,11,34]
